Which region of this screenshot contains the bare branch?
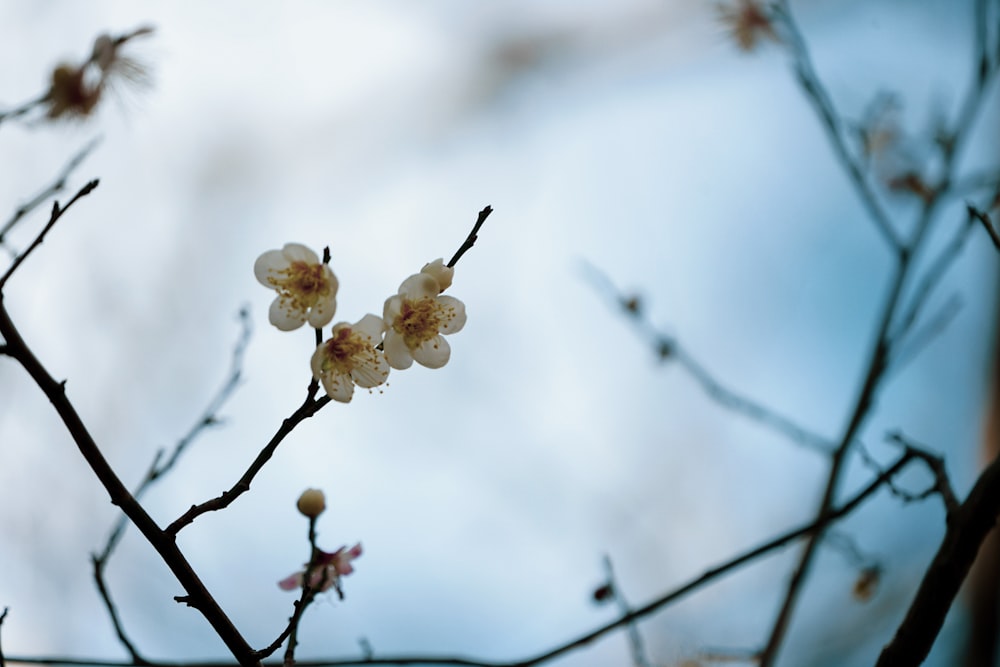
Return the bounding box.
[0,180,99,290]
[0,138,101,249]
[447,206,493,268]
[876,451,1000,665]
[772,1,903,252]
[969,205,1000,251]
[91,308,252,661]
[582,261,834,453]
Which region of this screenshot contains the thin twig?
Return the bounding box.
[969,205,1000,251]
[773,0,903,253]
[166,390,330,535]
[0,138,101,247]
[0,180,99,291]
[0,93,47,127]
[889,207,978,345]
[91,308,252,662]
[2,451,922,667]
[581,261,834,453]
[876,449,1000,665]
[0,607,8,667]
[447,206,493,268]
[758,0,995,660]
[601,556,652,667]
[0,299,258,665]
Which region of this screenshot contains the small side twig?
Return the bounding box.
[90,308,252,661]
[600,556,651,667]
[0,607,9,667]
[0,138,101,249]
[447,205,493,268]
[969,205,1000,251]
[582,261,834,453]
[0,180,99,291]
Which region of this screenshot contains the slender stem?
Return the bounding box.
[0,181,99,290]
[166,392,330,535]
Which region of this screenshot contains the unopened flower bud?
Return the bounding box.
[296,488,326,518]
[420,258,454,293]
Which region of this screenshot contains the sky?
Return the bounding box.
[0,1,996,666]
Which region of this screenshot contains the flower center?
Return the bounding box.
[278,261,330,305]
[323,327,367,373]
[396,297,445,347]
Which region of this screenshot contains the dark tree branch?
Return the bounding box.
[91,308,252,662]
[0,180,99,290]
[877,452,1000,666]
[166,391,330,535]
[970,205,1000,251]
[0,138,101,249]
[447,206,493,268]
[4,449,923,667]
[0,607,8,667]
[758,0,996,660]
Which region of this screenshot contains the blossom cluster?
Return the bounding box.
[255,243,466,402]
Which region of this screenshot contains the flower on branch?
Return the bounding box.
[254,243,338,331]
[383,265,466,370]
[718,0,779,52]
[311,314,390,402]
[278,543,363,593]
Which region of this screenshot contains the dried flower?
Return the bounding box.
[718,0,779,52]
[44,26,153,120]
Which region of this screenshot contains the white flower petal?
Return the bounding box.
[398,272,439,299]
[307,295,337,328]
[354,313,386,342]
[383,330,414,370]
[383,295,404,323]
[412,335,450,369]
[281,243,320,264]
[351,354,389,388]
[436,295,466,334]
[254,249,289,286]
[322,372,355,403]
[269,297,307,331]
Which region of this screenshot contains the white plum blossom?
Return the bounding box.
[383,268,466,370]
[254,243,338,331]
[278,543,362,593]
[310,314,389,402]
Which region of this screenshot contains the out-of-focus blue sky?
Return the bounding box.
[0,1,996,666]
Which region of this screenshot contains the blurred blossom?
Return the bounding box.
[717,0,779,52]
[278,543,363,593]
